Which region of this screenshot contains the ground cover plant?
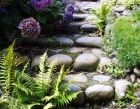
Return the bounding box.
[112,10,140,68]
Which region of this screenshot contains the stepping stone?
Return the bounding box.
[122,9,131,16]
[115,6,126,13]
[130,74,136,82]
[99,57,112,66]
[134,67,140,77]
[68,84,86,106]
[57,37,74,46]
[73,14,89,21]
[64,74,88,83]
[74,53,99,71]
[93,75,112,82]
[85,84,114,101]
[68,47,86,53]
[80,24,98,32]
[92,48,105,58]
[75,1,99,11]
[76,36,102,47]
[47,54,73,67]
[49,49,62,54]
[64,21,87,33]
[114,79,131,99]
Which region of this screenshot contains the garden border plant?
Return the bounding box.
[0,42,79,109]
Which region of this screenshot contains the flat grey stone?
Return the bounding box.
[73,14,88,21]
[74,53,99,71]
[93,75,112,82]
[122,9,131,16]
[85,84,114,101]
[115,6,126,13]
[130,74,136,82]
[76,36,102,47]
[47,54,72,67]
[75,1,100,11]
[99,57,112,66]
[114,79,131,99]
[68,47,86,53]
[92,48,105,58]
[57,37,74,46]
[64,74,88,83]
[80,24,98,32]
[49,49,62,53]
[134,68,140,77]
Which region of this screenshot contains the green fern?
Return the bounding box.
[36,53,80,108]
[0,43,80,109]
[91,3,111,32]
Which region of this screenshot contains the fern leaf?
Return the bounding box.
[43,103,54,109]
[5,42,15,96]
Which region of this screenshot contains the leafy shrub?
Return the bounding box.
[90,3,111,32]
[112,13,140,68]
[0,42,79,109]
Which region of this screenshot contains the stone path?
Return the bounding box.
[30,1,140,108]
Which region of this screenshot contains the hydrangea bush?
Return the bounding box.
[0,0,67,44]
[18,17,41,39]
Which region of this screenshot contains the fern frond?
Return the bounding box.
[0,52,7,95]
[5,42,15,96]
[52,65,66,94]
[43,103,54,109]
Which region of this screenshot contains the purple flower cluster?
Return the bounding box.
[31,0,52,11]
[62,4,74,25]
[18,17,41,39]
[0,0,11,7]
[62,0,74,5]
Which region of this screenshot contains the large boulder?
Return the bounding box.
[74,53,99,71]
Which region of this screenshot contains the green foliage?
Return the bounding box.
[112,14,140,68]
[0,43,79,109]
[97,63,125,78]
[115,0,140,7]
[115,83,139,108]
[105,64,125,78]
[91,3,111,32]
